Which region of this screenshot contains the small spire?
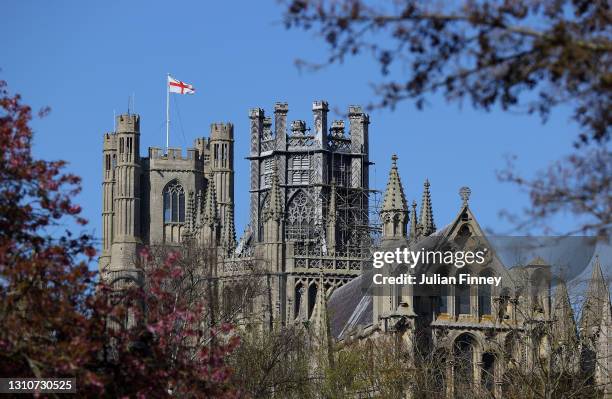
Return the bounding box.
[381,155,408,213]
[203,174,218,225]
[224,203,237,252]
[580,255,611,336]
[266,160,283,220]
[410,200,418,239]
[419,179,436,236]
[552,279,578,344]
[310,276,329,346]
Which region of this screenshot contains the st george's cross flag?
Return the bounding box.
[168,75,195,95]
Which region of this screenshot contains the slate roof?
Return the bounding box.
[328,271,373,340]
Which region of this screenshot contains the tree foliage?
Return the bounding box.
[282,0,611,144]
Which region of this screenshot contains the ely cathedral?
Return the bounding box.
[99,101,611,398]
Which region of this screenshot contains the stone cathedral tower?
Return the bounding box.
[239,101,372,325]
[99,113,236,283]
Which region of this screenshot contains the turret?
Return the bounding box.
[99,133,117,273]
[209,123,234,233]
[109,113,142,276]
[381,155,409,240]
[274,102,288,150]
[312,100,328,149]
[348,105,369,189]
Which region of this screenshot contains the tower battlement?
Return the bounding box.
[103,133,116,149]
[116,113,140,133]
[148,147,199,161]
[210,122,234,139]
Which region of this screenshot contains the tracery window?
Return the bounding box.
[286,190,315,240]
[163,180,185,223]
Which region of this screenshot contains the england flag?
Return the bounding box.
[168,75,195,95]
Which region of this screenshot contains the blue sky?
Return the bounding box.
[2,0,583,250]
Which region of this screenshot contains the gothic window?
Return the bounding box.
[258,193,269,240]
[163,180,185,223]
[286,190,315,240]
[308,283,317,319]
[294,282,304,320]
[456,274,471,315]
[478,270,494,316]
[453,334,476,396]
[105,154,111,170]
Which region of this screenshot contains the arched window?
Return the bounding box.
[478,270,494,316]
[163,180,185,223]
[308,283,317,319]
[453,334,476,397]
[294,282,304,320]
[286,190,314,240]
[455,270,471,315]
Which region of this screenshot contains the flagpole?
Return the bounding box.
[166,73,170,153]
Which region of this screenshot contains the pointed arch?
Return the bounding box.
[453,333,478,396]
[286,189,315,240]
[163,179,185,223]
